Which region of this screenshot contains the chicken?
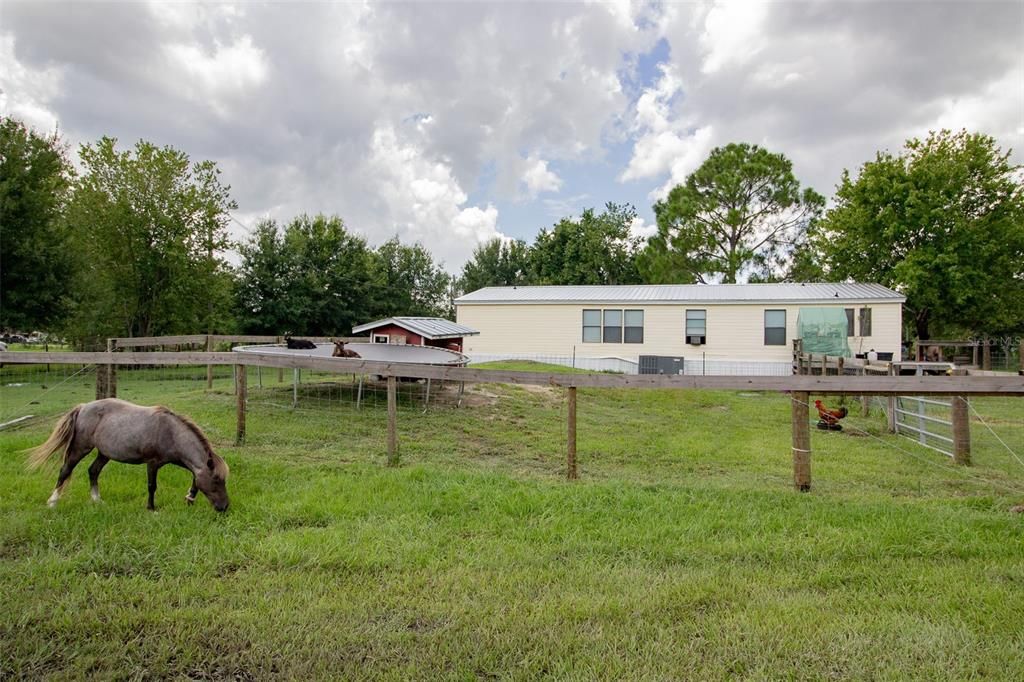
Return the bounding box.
[814,400,848,431]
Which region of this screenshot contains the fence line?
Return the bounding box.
[3,350,1021,491]
[3,351,1021,395]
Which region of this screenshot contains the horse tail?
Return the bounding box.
[26,404,82,471]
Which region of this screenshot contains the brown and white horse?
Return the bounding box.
[27,399,230,511]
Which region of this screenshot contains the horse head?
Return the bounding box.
[194,454,230,512]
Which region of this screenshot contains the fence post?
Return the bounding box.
[887,364,897,433]
[951,396,971,466]
[235,364,246,446]
[277,336,284,383]
[387,375,399,466]
[567,386,578,480]
[96,339,117,400]
[206,335,214,389]
[792,391,811,492]
[95,351,106,400]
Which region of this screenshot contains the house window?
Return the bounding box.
[859,307,872,337]
[764,310,786,346]
[582,309,601,343]
[603,309,622,343]
[624,310,644,344]
[584,308,644,344]
[845,308,855,337]
[686,309,706,344]
[373,334,389,344]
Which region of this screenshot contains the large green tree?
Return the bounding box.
[639,142,824,284]
[0,117,75,332]
[813,130,1024,339]
[235,214,376,335]
[64,137,236,341]
[370,238,453,319]
[459,237,533,293]
[532,203,642,285]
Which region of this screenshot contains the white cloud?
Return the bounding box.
[0,34,63,133]
[629,215,658,241]
[699,0,769,74]
[931,66,1024,145]
[164,34,268,112]
[521,156,563,197]
[365,126,506,268]
[620,63,716,198]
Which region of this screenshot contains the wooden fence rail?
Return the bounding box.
[3,351,1022,491]
[3,352,1021,395]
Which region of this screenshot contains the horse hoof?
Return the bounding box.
[185,495,196,505]
[46,500,57,509]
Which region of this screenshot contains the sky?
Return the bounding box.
[2,0,1022,273]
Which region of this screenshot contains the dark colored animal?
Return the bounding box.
[814,399,848,431]
[332,341,361,358]
[27,398,229,512]
[285,336,317,350]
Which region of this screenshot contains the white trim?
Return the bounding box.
[373,334,389,344]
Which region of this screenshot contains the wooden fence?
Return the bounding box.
[3,350,1022,491]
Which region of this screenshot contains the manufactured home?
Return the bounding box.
[454,283,905,375]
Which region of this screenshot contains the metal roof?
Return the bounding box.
[454,283,905,305]
[351,317,480,339]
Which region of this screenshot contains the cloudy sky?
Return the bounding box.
[2,0,1021,271]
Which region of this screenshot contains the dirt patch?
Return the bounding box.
[518,384,558,398]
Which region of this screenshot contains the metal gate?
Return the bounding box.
[894,395,954,457]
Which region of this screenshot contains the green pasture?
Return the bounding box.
[1,361,1022,680]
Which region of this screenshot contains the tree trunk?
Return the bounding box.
[914,308,930,341]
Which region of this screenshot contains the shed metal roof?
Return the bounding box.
[455,283,905,305]
[351,316,480,339]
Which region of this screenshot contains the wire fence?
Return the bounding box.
[466,352,792,376]
[2,350,1021,497]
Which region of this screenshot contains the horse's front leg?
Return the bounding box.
[146,462,161,511]
[185,475,198,505]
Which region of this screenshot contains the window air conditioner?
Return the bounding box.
[687,335,705,345]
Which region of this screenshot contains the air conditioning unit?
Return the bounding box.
[639,355,684,375]
[687,335,705,346]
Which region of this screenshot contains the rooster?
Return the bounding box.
[814,400,848,431]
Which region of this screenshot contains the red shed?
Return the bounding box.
[351,317,479,353]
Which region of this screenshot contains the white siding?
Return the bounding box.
[456,302,902,363]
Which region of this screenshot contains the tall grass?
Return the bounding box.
[1,363,1022,679]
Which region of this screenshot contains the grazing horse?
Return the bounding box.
[332,341,361,358]
[27,398,229,512]
[285,336,317,350]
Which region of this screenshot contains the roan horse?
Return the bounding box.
[27,398,229,512]
[332,341,361,358]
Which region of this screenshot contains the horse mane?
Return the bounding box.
[156,407,229,478]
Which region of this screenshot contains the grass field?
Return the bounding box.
[1,361,1023,680]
